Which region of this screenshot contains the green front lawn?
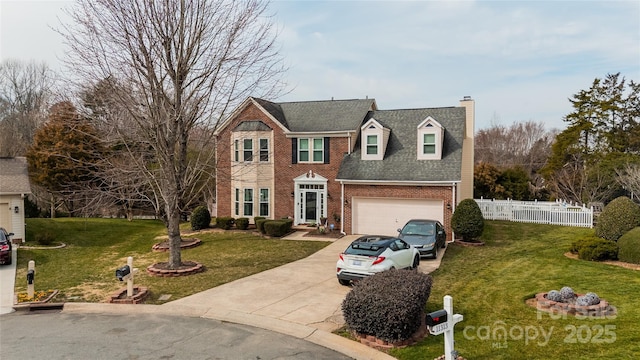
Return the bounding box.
[390,221,640,359]
[15,218,329,303]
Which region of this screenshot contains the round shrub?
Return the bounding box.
[190,205,211,230]
[546,290,562,302]
[595,196,640,241]
[576,292,600,306]
[617,227,640,264]
[342,269,433,342]
[560,287,576,302]
[451,198,485,241]
[35,232,56,246]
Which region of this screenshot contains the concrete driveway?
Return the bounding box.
[0,248,16,315]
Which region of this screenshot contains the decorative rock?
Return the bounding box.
[546,290,562,302]
[560,286,576,302]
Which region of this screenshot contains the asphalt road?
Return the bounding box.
[0,311,353,360]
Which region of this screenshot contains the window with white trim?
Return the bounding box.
[243,139,253,162]
[259,138,269,162]
[423,133,436,155]
[243,188,253,216]
[234,188,240,216]
[234,139,239,162]
[259,188,269,217]
[366,135,378,155]
[298,138,324,163]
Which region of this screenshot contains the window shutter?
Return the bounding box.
[324,137,330,164]
[291,138,298,164]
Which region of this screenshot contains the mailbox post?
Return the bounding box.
[115,256,137,297]
[27,260,36,299]
[426,295,464,360]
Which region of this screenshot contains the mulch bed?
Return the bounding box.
[564,252,640,270]
[146,260,204,277]
[152,238,202,252]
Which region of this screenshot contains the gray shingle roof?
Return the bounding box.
[256,98,376,132]
[336,107,466,182]
[0,157,32,194]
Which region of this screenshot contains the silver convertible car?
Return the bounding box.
[397,219,447,258]
[336,235,420,286]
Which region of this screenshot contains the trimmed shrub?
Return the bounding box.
[255,219,268,234]
[263,220,290,237]
[342,269,433,342]
[618,227,640,264]
[216,217,235,230]
[570,237,618,261]
[190,205,211,230]
[595,196,640,241]
[451,198,485,241]
[235,217,249,230]
[35,232,55,246]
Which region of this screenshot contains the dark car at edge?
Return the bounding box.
[397,219,446,258]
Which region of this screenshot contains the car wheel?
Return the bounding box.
[338,279,351,286]
[432,246,438,259]
[412,255,420,269]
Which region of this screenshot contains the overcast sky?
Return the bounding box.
[1,0,639,131]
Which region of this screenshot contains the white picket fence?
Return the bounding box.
[474,198,594,228]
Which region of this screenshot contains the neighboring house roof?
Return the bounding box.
[0,157,32,195]
[336,107,466,183]
[254,98,377,133]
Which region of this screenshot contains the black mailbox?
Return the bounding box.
[27,269,35,284]
[426,309,448,327]
[115,265,131,281]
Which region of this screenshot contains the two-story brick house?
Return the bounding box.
[214,96,474,239]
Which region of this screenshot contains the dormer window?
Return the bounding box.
[423,133,436,154]
[361,118,389,160]
[366,135,378,155]
[417,117,444,160]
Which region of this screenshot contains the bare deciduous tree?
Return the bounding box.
[617,163,640,202]
[475,120,557,175]
[0,60,55,156]
[61,0,286,268]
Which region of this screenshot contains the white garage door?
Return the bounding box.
[352,197,443,236]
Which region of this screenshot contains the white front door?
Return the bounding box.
[293,171,328,225]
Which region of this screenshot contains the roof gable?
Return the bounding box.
[0,157,32,194]
[277,99,376,133]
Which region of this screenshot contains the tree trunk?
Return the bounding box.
[166,199,182,269]
[50,193,56,219]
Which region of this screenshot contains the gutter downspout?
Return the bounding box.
[340,181,346,235]
[451,182,457,242]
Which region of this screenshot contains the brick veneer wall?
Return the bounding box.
[343,184,454,240]
[216,101,350,222]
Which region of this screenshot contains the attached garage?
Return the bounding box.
[351,197,444,236]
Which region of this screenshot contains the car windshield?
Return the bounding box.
[0,232,6,241]
[402,223,434,236]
